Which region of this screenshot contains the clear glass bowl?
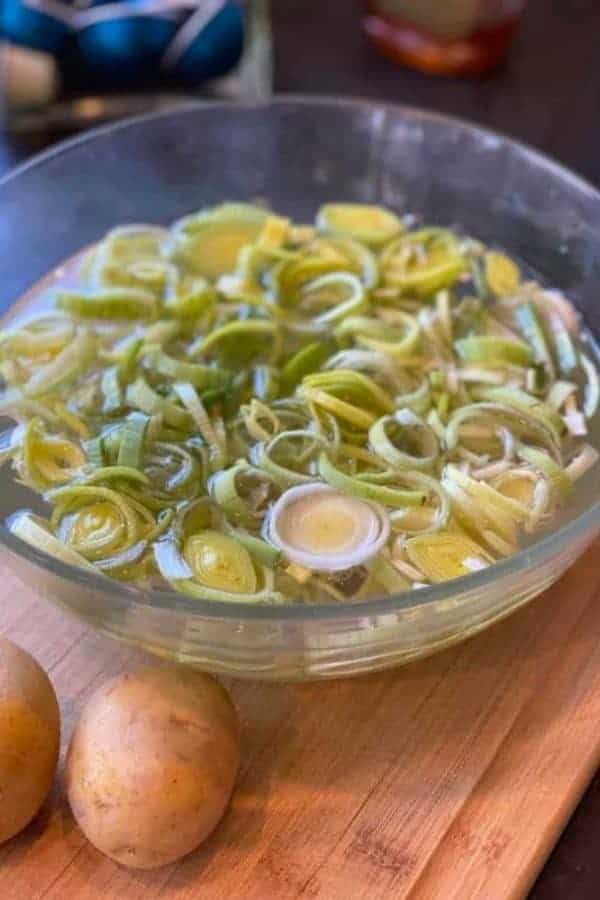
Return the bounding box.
[1,97,599,680]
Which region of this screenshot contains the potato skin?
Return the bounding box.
[0,637,60,844]
[66,665,240,869]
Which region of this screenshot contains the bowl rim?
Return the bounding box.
[1,94,599,623]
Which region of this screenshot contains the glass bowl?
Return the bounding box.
[1,97,599,680]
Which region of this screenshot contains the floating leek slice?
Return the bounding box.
[226,527,281,567]
[369,409,439,471]
[318,452,426,508]
[475,387,565,445]
[160,553,286,603]
[380,230,465,296]
[366,554,411,593]
[302,370,394,417]
[484,251,520,297]
[252,365,280,402]
[546,309,578,375]
[268,482,390,571]
[209,460,277,527]
[300,272,368,325]
[454,336,533,367]
[581,353,600,419]
[57,287,157,320]
[191,320,281,366]
[143,346,228,391]
[169,204,268,281]
[514,303,553,370]
[406,532,492,583]
[10,512,98,573]
[310,236,380,288]
[116,412,148,470]
[126,378,189,430]
[164,277,217,319]
[254,430,325,488]
[50,484,147,563]
[270,255,346,308]
[0,315,74,361]
[21,418,86,488]
[280,341,334,395]
[183,530,257,593]
[24,328,96,397]
[516,444,572,498]
[335,313,420,359]
[317,204,403,246]
[84,225,168,291]
[173,382,227,470]
[100,367,122,414]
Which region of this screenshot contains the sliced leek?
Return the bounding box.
[57,287,157,320]
[369,409,439,471]
[0,201,597,603]
[406,532,492,583]
[183,530,257,593]
[317,203,403,246]
[318,452,426,508]
[484,251,520,297]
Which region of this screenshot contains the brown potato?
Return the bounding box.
[0,637,60,843]
[66,665,240,869]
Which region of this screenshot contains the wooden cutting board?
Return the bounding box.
[2,540,600,900]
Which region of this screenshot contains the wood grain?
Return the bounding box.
[1,541,600,900]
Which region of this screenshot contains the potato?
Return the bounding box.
[0,637,60,843]
[66,665,240,869]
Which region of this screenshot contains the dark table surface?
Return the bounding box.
[2,0,600,896]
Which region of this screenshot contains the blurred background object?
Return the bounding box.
[0,0,271,133]
[364,0,527,75]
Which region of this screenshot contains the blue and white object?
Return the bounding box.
[3,0,73,54]
[1,0,245,87]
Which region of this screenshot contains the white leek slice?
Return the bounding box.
[268,482,389,572]
[10,512,98,573]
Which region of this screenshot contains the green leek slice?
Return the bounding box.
[191,320,281,366]
[318,453,426,508]
[300,272,368,325]
[516,444,572,498]
[317,203,403,246]
[311,236,380,288]
[270,256,345,308]
[116,412,148,470]
[183,530,257,593]
[170,204,268,281]
[454,336,532,367]
[11,512,98,573]
[21,419,85,488]
[514,303,553,370]
[57,288,157,320]
[24,328,96,397]
[209,460,276,526]
[126,377,189,429]
[406,532,492,583]
[335,313,420,359]
[484,251,520,297]
[280,341,334,395]
[380,230,465,296]
[369,410,439,470]
[476,386,565,445]
[144,346,229,390]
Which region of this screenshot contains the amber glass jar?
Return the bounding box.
[364,0,526,76]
